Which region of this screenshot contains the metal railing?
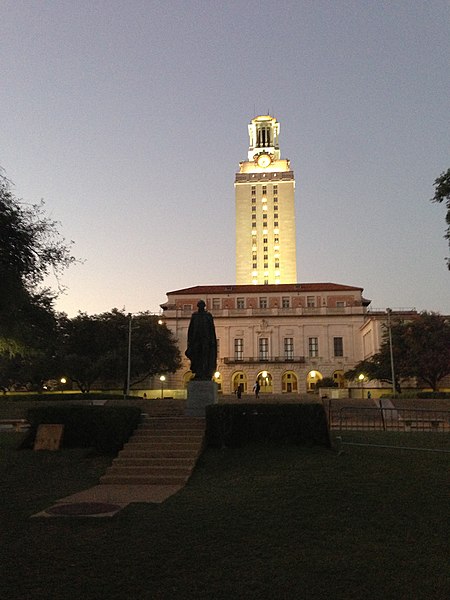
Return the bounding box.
[223,355,306,364]
[328,407,450,432]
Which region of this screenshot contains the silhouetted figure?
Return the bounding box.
[253,381,260,399]
[185,300,217,381]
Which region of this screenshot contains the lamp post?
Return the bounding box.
[160,375,166,399]
[125,313,132,399]
[60,377,66,393]
[358,373,365,400]
[386,308,396,398]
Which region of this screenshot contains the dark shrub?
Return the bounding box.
[23,405,142,454]
[206,403,330,448]
[417,391,450,399]
[6,392,128,402]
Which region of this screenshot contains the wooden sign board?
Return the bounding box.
[34,424,64,451]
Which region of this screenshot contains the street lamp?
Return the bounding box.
[160,375,166,399]
[60,377,66,393]
[125,313,132,399]
[358,373,365,400]
[386,308,396,398]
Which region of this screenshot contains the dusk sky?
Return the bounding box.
[2,1,449,316]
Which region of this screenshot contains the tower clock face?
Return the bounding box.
[256,153,271,168]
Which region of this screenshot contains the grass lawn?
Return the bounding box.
[0,431,449,600]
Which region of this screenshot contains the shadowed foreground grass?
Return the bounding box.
[0,432,449,600]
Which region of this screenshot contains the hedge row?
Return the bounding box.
[23,405,142,454]
[206,403,330,448]
[3,392,131,402]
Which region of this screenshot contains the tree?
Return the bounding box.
[346,312,450,392]
[345,318,408,394]
[0,169,75,354]
[402,312,450,391]
[430,168,450,270]
[57,310,181,393]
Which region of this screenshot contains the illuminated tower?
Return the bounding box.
[235,115,297,285]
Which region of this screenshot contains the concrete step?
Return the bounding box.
[126,437,203,450]
[113,457,195,467]
[103,465,192,477]
[118,449,200,459]
[141,418,205,428]
[100,414,205,486]
[100,474,189,485]
[132,433,204,443]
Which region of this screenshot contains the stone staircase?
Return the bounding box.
[100,400,205,486]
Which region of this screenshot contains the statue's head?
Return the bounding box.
[197,300,206,311]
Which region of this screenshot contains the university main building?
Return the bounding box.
[160,116,397,396]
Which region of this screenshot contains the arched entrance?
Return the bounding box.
[282,371,298,393]
[306,370,322,392]
[232,371,247,393]
[257,370,272,393]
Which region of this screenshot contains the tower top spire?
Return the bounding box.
[247,115,281,162]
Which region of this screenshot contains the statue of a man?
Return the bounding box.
[185,300,217,380]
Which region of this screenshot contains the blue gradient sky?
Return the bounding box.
[1,1,449,315]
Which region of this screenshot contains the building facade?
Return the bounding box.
[156,115,426,397]
[161,283,374,395]
[235,115,297,285]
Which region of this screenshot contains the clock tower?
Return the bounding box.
[235,115,297,285]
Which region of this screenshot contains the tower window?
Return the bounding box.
[252,206,256,212]
[274,221,278,227]
[262,186,267,195]
[309,337,318,357]
[307,296,315,308]
[259,337,269,360]
[334,337,344,357]
[259,297,267,308]
[273,185,278,194]
[251,186,256,195]
[284,338,294,360]
[234,338,244,360]
[282,297,290,308]
[237,298,245,309]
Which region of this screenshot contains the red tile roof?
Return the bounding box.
[166,282,364,295]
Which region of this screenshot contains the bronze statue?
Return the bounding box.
[185,300,217,380]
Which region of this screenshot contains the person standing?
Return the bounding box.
[253,380,260,399]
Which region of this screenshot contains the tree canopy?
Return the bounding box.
[0,170,75,354]
[346,312,450,392]
[430,167,450,269]
[57,310,181,393]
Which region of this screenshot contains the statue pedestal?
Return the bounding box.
[186,381,218,417]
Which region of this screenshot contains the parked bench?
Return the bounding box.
[0,419,30,432]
